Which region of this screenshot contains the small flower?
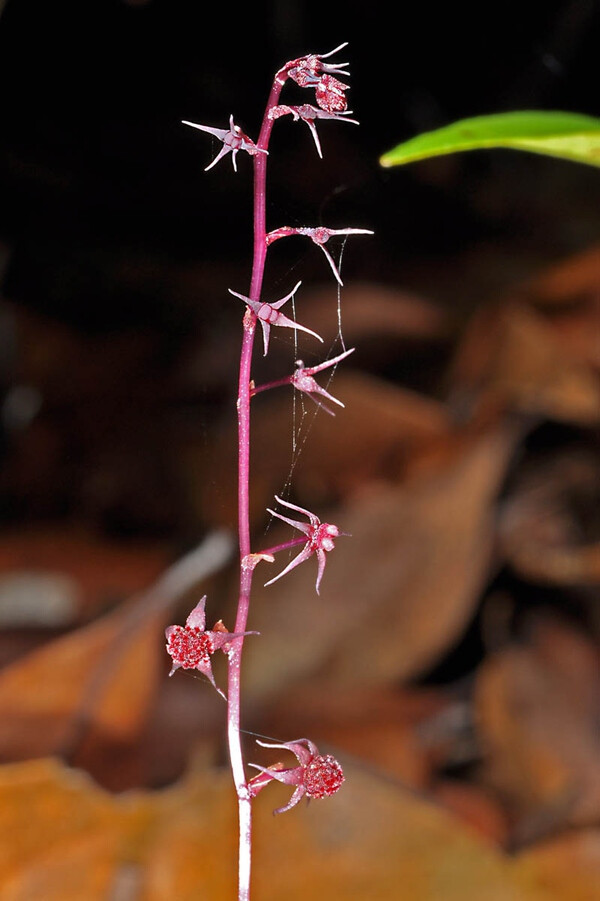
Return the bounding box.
[292,347,355,414]
[165,596,257,698]
[182,114,267,172]
[278,44,351,122]
[248,738,345,814]
[264,496,344,594]
[282,43,350,89]
[266,224,373,284]
[268,103,357,159]
[315,73,349,113]
[228,281,323,356]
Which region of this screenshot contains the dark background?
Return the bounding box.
[0,0,598,535]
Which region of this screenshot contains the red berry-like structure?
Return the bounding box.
[166,625,214,670]
[304,754,345,799]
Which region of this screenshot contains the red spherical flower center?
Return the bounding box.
[167,626,214,669]
[303,754,345,799]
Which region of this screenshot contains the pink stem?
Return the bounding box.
[227,71,286,901]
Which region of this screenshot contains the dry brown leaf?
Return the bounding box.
[0,755,570,901]
[518,243,600,309]
[450,301,600,425]
[0,531,233,782]
[506,243,600,371]
[12,303,166,405]
[499,452,600,586]
[515,830,600,901]
[0,599,166,767]
[433,781,509,846]
[474,619,600,838]
[241,422,519,701]
[0,528,170,624]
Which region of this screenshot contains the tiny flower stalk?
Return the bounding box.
[177,44,368,900]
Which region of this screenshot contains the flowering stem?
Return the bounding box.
[227,72,286,901]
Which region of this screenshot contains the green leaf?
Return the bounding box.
[380,111,600,169]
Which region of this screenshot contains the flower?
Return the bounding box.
[182,114,267,172]
[266,224,373,284]
[228,281,323,356]
[282,43,350,90]
[248,738,345,814]
[281,43,351,117]
[268,103,357,159]
[315,73,349,113]
[292,347,355,414]
[165,596,257,698]
[264,496,344,594]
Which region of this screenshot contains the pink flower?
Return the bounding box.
[248,738,345,814]
[165,596,257,698]
[266,224,373,284]
[264,496,344,594]
[268,103,357,159]
[315,73,349,113]
[282,43,350,90]
[228,281,323,356]
[291,347,355,414]
[182,114,267,172]
[278,43,352,122]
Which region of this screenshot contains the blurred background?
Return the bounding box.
[0,1,599,898]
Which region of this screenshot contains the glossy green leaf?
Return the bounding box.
[380,111,600,169]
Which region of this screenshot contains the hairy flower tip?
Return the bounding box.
[247,737,344,814]
[304,754,345,799]
[182,114,267,172]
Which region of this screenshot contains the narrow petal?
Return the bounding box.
[248,763,302,788]
[315,548,327,595]
[266,507,311,534]
[273,495,318,523]
[196,658,226,700]
[301,346,355,376]
[304,119,323,158]
[257,737,316,765]
[315,242,342,284]
[264,543,313,587]
[259,319,271,355]
[269,280,302,310]
[273,784,306,815]
[185,595,208,630]
[204,143,232,171]
[182,120,228,140]
[269,311,323,344]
